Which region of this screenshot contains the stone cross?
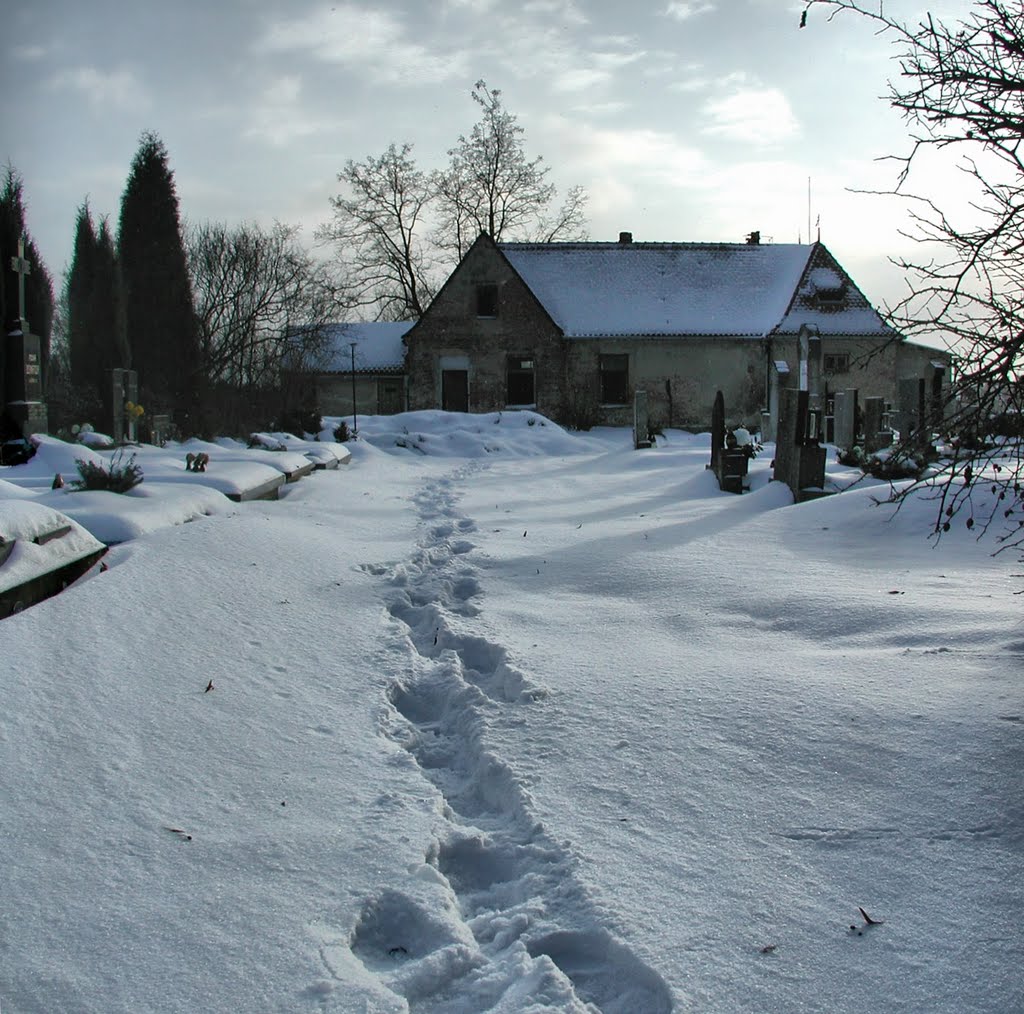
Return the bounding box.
[10,235,31,325]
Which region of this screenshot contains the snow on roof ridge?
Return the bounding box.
[499,240,811,250]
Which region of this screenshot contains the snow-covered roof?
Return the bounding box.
[498,241,892,339]
[319,322,412,373]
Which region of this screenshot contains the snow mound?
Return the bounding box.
[346,410,603,459]
[0,499,105,594]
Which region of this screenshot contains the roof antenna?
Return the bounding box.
[807,176,812,247]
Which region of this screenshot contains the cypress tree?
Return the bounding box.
[67,206,129,420]
[67,202,98,392]
[118,132,200,426]
[94,217,130,423]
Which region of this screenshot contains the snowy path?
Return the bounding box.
[3,417,1020,1013]
[340,464,674,1012]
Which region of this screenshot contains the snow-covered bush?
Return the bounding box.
[71,450,144,493]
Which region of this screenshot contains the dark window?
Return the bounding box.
[599,354,629,405]
[506,355,535,405]
[476,283,498,317]
[378,378,404,414]
[824,353,850,374]
[816,286,846,306]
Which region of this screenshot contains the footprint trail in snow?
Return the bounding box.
[334,465,674,1012]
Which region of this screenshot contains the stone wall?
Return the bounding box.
[770,336,900,405]
[315,374,405,416]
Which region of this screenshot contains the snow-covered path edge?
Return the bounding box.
[330,464,675,1012]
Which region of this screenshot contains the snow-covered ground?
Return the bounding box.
[1,412,1020,1014]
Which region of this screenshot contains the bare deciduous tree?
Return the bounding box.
[321,83,589,320]
[434,80,588,258]
[188,220,339,426]
[805,0,1024,554]
[317,143,436,321]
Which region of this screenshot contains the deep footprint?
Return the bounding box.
[527,930,674,1014]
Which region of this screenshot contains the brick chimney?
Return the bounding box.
[618,231,633,244]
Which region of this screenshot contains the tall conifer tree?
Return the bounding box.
[67,205,128,417]
[118,132,200,425]
[67,202,98,392]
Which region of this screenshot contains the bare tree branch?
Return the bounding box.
[805,0,1024,555]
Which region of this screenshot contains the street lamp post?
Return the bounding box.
[349,342,358,438]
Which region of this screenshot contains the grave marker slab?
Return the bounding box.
[707,390,749,494]
[633,389,651,449]
[4,237,48,439]
[111,369,140,443]
[896,377,928,449]
[862,396,892,454]
[773,387,828,501]
[833,389,859,451]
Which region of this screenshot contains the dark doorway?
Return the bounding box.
[442,370,469,412]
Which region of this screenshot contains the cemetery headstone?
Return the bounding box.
[832,389,859,452]
[764,360,791,443]
[149,413,171,446]
[798,326,824,411]
[773,387,828,501]
[707,390,749,494]
[710,389,725,474]
[633,389,652,449]
[928,361,947,429]
[862,396,892,454]
[896,377,929,450]
[4,236,48,443]
[110,368,140,443]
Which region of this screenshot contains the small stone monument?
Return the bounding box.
[3,236,48,443]
[633,389,652,449]
[149,413,171,446]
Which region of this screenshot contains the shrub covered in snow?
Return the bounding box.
[71,450,144,493]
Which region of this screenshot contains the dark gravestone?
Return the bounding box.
[708,390,748,494]
[832,389,859,451]
[862,396,891,454]
[773,387,827,501]
[764,359,791,443]
[149,413,171,446]
[896,377,928,449]
[633,389,651,449]
[929,362,947,428]
[4,237,48,439]
[710,390,725,474]
[111,368,140,443]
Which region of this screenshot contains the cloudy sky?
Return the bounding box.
[5,0,974,313]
